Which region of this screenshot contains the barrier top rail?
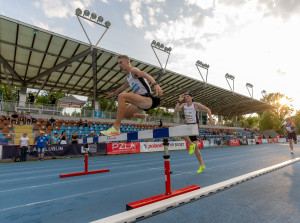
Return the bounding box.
[97,125,198,143]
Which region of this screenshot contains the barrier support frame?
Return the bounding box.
[126,138,200,210]
[60,153,109,178]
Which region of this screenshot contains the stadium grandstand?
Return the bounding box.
[0,14,275,148]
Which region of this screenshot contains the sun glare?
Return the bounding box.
[278,97,289,106]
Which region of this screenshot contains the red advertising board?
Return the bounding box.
[267,139,273,143]
[273,138,279,143]
[229,139,240,146]
[255,139,263,144]
[185,141,204,149]
[197,140,204,149]
[107,142,140,155]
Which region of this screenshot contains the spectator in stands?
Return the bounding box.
[100,55,162,136]
[26,112,32,124]
[174,92,214,174]
[50,95,56,108]
[19,111,26,125]
[11,111,19,124]
[159,119,163,128]
[90,131,96,138]
[72,132,79,144]
[3,111,11,123]
[51,133,59,144]
[28,93,35,104]
[34,131,49,161]
[19,132,29,161]
[49,117,56,126]
[60,131,67,144]
[78,118,84,127]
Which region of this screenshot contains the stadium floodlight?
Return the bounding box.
[83,10,90,17]
[150,40,172,71]
[97,16,104,23]
[75,8,112,47]
[33,29,39,35]
[196,59,210,83]
[104,21,111,28]
[246,83,253,88]
[225,73,235,92]
[261,90,267,97]
[90,13,97,20]
[246,83,254,98]
[225,73,235,80]
[75,8,82,16]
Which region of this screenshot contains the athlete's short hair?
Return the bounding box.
[118,55,130,61]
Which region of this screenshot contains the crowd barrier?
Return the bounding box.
[0,138,289,160]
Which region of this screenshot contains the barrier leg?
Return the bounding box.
[126,138,200,210]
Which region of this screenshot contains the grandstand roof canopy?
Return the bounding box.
[0,15,274,116]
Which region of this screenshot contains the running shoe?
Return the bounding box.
[291,151,294,154]
[197,165,206,174]
[138,114,149,124]
[189,143,195,155]
[100,127,121,136]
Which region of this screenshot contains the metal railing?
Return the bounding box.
[0,100,191,124]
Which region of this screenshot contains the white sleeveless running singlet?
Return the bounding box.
[127,72,151,95]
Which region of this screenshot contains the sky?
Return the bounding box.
[0,0,299,112]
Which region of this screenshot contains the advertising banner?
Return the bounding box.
[255,139,262,144]
[267,139,273,143]
[229,139,240,146]
[140,141,188,153]
[2,143,107,159]
[261,139,268,144]
[247,139,255,145]
[278,138,286,143]
[107,142,140,155]
[273,138,279,143]
[197,140,204,149]
[203,140,210,148]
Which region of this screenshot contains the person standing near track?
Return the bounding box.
[285,117,297,154]
[34,131,49,161]
[19,133,29,161]
[175,92,214,173]
[101,55,163,136]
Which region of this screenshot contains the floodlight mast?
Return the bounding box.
[75,8,111,117]
[261,90,267,98]
[195,60,209,83]
[246,83,254,98]
[225,73,235,92]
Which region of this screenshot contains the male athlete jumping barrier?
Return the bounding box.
[101,55,163,136]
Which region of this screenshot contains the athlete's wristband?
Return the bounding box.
[153,82,158,86]
[178,100,183,104]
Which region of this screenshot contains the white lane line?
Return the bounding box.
[91,157,300,223]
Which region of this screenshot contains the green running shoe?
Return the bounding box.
[197,165,206,174]
[189,143,195,155]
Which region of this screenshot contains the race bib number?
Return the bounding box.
[131,82,140,93]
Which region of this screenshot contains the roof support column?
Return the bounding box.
[92,48,99,117]
[19,85,27,107]
[218,115,223,126]
[3,67,14,103]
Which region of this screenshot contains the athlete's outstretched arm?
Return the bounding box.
[174,94,185,112]
[195,102,214,125]
[108,80,129,98]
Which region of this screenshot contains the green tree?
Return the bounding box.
[294,110,300,134]
[260,92,293,121]
[0,84,19,101]
[35,91,67,105]
[259,110,281,132]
